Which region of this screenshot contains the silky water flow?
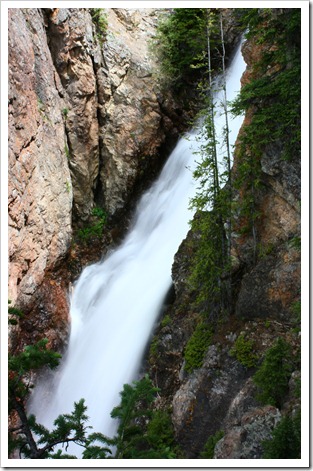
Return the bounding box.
[29,42,246,458]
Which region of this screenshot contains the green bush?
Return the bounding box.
[230,333,258,368]
[61,108,69,120]
[146,410,175,451]
[160,314,171,328]
[153,9,207,87]
[253,337,293,408]
[262,412,301,459]
[77,207,107,242]
[184,321,213,372]
[200,430,224,458]
[90,8,108,45]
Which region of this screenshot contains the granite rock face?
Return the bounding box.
[97,9,171,216]
[46,8,100,220]
[8,8,72,313]
[8,8,183,346]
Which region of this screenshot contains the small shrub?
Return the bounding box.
[230,333,258,368]
[257,242,274,259]
[61,108,69,120]
[253,337,293,408]
[91,206,106,220]
[90,8,108,45]
[289,235,301,251]
[8,301,23,325]
[184,322,213,373]
[160,314,171,328]
[149,337,159,361]
[77,207,107,242]
[262,412,301,459]
[200,430,224,458]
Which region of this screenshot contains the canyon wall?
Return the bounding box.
[148,28,301,459]
[8,8,184,348]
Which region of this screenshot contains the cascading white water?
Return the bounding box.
[29,41,246,457]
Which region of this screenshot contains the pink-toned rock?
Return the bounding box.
[8,8,72,310]
[46,8,100,220]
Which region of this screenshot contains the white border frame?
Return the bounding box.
[1,1,310,468]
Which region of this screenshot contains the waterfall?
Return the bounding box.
[28,41,246,457]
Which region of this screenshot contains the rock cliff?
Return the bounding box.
[147,17,301,459]
[9,8,73,321]
[8,8,185,348]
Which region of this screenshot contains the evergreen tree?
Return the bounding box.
[110,375,176,458]
[154,9,207,86]
[188,9,232,317]
[8,308,176,459]
[8,316,112,458]
[253,338,294,408]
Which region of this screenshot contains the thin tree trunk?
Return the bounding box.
[220,13,232,254]
[10,391,40,458]
[206,9,219,202]
[219,12,233,310]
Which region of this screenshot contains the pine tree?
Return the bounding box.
[8,307,112,459]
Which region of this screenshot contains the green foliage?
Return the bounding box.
[146,410,175,451]
[9,336,62,415]
[77,206,107,242]
[257,242,274,259]
[9,309,176,459]
[291,300,301,320]
[186,9,236,318]
[160,314,171,328]
[184,321,213,373]
[187,208,230,312]
[230,333,258,368]
[64,144,70,160]
[231,9,301,161]
[289,235,301,251]
[15,399,112,459]
[228,8,301,259]
[65,180,71,193]
[153,9,207,87]
[90,8,108,46]
[149,336,159,361]
[8,300,23,325]
[61,108,69,120]
[262,412,301,459]
[9,339,61,380]
[110,375,176,458]
[200,430,224,458]
[111,375,156,458]
[253,337,294,408]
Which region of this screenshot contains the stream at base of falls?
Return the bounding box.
[28,41,246,458]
